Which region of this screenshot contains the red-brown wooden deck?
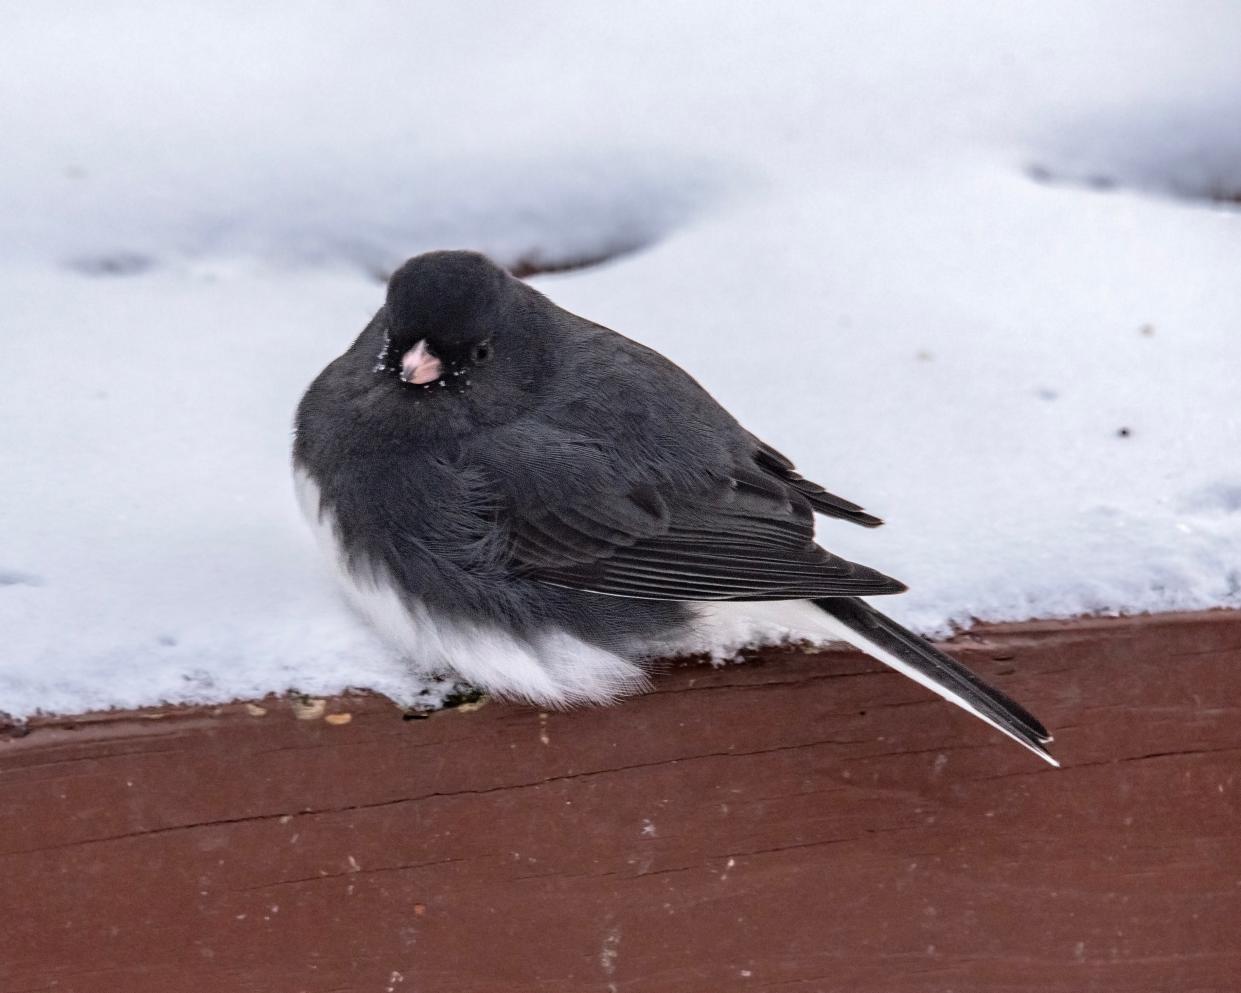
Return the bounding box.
[2,611,1239,993]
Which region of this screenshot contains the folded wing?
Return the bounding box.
[509,450,904,601]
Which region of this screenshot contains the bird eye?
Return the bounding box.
[471,341,493,364]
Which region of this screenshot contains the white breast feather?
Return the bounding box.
[293,468,648,707]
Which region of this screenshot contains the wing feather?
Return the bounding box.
[507,460,904,601]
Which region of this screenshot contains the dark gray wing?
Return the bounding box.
[479,320,898,601]
[752,440,885,529]
[506,453,904,602]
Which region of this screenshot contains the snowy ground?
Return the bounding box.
[3,2,1240,718]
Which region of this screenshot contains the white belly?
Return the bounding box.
[683,598,848,655]
[293,467,651,707]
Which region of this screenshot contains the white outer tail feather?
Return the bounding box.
[691,600,1057,766]
[811,609,1059,766]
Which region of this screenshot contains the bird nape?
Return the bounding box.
[292,249,1057,766]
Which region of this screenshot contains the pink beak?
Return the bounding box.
[399,340,443,385]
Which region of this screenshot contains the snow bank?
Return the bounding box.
[3,2,1240,718]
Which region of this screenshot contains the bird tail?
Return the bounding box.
[812,596,1057,766]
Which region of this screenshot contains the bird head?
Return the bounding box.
[377,251,512,390]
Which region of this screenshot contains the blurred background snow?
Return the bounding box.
[3,1,1240,717]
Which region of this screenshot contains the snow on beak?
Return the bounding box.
[399,340,443,385]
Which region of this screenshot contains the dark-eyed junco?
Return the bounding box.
[293,251,1055,765]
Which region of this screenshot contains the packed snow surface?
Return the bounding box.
[3,2,1240,718]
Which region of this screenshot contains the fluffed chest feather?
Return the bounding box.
[292,463,653,708]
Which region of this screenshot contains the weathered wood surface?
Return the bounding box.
[2,611,1240,993]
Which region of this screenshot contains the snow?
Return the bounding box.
[3,2,1241,719]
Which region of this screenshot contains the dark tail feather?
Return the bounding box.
[812,596,1057,766]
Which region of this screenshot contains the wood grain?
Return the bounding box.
[2,611,1239,993]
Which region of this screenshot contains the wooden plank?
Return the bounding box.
[2,611,1239,993]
